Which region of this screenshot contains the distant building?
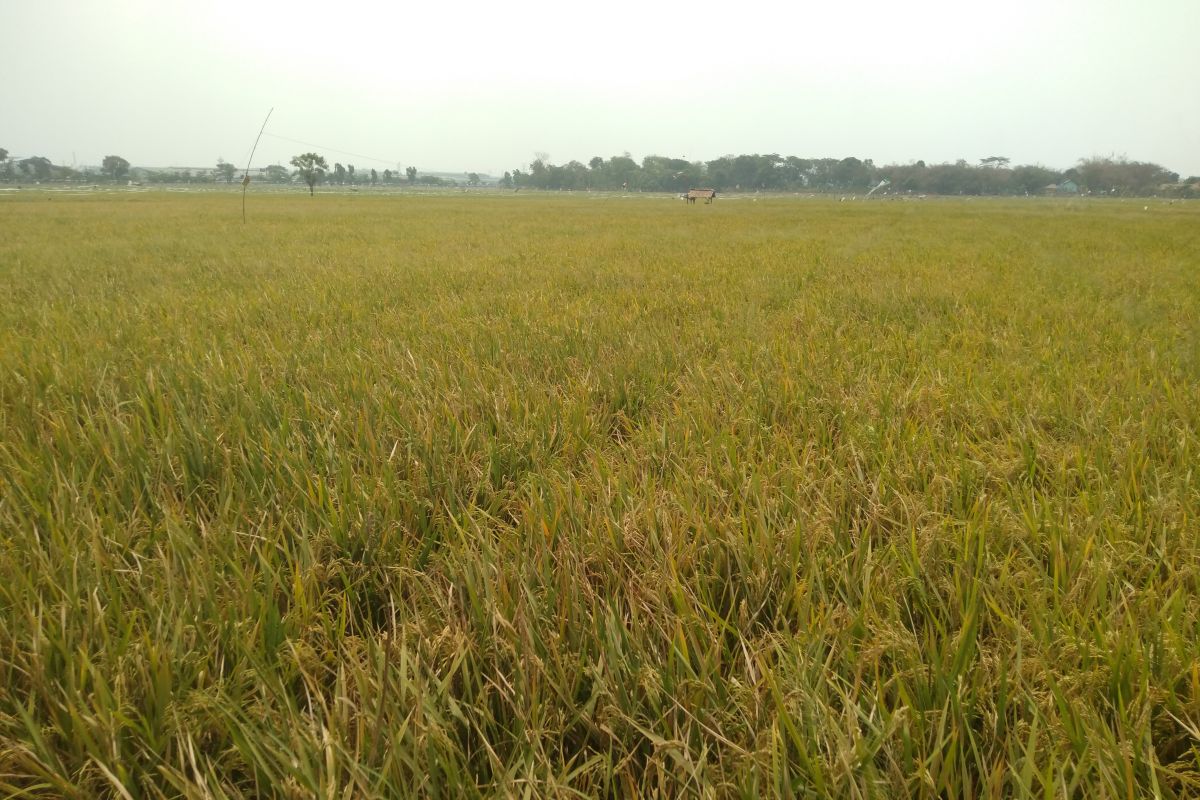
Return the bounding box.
[1043,180,1080,195]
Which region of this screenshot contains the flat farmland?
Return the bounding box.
[1,192,1198,797]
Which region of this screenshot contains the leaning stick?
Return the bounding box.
[242,108,274,224]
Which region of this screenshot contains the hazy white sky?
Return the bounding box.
[3,0,1198,176]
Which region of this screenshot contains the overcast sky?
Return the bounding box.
[3,0,1198,176]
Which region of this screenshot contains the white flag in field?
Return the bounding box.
[865,179,891,198]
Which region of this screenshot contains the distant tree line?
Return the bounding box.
[2,146,1195,197]
[0,148,448,189]
[0,149,134,183]
[501,154,1197,197]
[279,156,466,192]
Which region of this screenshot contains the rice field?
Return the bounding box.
[1,191,1198,798]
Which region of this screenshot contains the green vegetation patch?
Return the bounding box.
[1,192,1198,797]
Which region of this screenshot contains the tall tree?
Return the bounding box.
[1011,164,1061,194]
[216,158,237,183]
[832,156,873,190]
[405,166,417,183]
[102,155,130,182]
[1076,156,1174,195]
[264,164,290,182]
[333,163,347,184]
[19,156,53,180]
[289,152,328,196]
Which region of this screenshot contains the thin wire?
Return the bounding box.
[261,132,399,167]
